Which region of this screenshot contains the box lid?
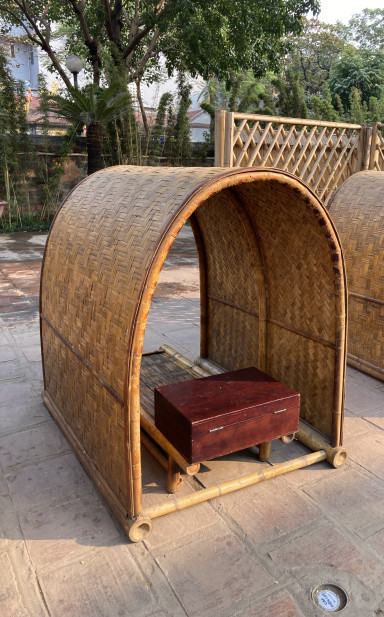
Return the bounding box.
[154,367,300,436]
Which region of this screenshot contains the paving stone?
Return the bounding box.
[0,494,23,547]
[0,331,11,346]
[341,414,377,444]
[0,345,17,361]
[344,379,384,415]
[268,439,332,488]
[10,329,41,346]
[215,476,321,545]
[39,545,158,617]
[0,380,38,406]
[303,467,384,534]
[345,430,384,480]
[0,551,29,616]
[0,398,49,435]
[6,452,95,511]
[268,522,384,590]
[142,328,169,354]
[19,494,122,569]
[234,591,306,617]
[367,526,384,560]
[20,345,41,362]
[346,366,384,390]
[140,450,220,550]
[0,423,70,468]
[156,525,275,617]
[0,359,26,381]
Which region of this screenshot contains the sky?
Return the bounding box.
[317,0,383,24]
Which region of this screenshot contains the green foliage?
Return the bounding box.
[275,69,308,118]
[50,83,138,173]
[285,18,348,96]
[0,0,319,90]
[149,92,173,162]
[310,84,339,122]
[341,9,384,52]
[329,50,384,111]
[171,73,192,165]
[349,87,368,125]
[37,74,76,220]
[0,48,31,230]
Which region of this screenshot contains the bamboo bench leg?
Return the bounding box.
[257,441,271,462]
[167,456,182,493]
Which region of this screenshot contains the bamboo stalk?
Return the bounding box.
[257,441,271,461]
[141,431,168,471]
[214,110,226,167]
[296,421,347,467]
[167,456,182,494]
[143,450,327,520]
[231,112,362,130]
[224,111,234,167]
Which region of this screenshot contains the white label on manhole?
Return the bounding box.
[317,590,340,611]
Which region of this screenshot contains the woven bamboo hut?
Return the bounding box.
[40,166,347,541]
[328,170,384,381]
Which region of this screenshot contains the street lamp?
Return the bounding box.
[65,55,83,88]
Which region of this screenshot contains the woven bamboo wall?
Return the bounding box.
[328,170,384,381]
[41,166,347,524]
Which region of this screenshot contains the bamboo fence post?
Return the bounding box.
[369,123,380,170]
[214,110,226,167]
[224,111,234,167]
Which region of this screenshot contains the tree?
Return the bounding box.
[341,9,384,52]
[50,84,134,174]
[284,18,347,96]
[329,50,384,111]
[275,69,308,118]
[0,47,30,218]
[311,83,340,122]
[0,0,319,91]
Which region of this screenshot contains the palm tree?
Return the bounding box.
[50,84,133,175]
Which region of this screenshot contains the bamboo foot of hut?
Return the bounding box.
[257,441,271,461]
[167,456,182,493]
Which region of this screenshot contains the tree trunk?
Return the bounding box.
[86,122,105,175]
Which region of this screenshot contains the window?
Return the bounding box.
[10,42,15,58]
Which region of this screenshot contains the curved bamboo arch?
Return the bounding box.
[40,166,347,539]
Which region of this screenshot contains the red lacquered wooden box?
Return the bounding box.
[154,367,300,464]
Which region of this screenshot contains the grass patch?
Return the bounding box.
[0,213,53,233]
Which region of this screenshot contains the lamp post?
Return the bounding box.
[65,55,83,88]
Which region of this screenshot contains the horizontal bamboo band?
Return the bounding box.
[349,291,384,308]
[143,450,326,519]
[41,313,124,406]
[231,112,362,130]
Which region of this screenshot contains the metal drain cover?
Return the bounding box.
[312,584,348,612]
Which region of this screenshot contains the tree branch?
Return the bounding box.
[68,0,102,84]
[1,1,73,89]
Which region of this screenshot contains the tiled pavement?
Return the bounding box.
[1,229,384,616]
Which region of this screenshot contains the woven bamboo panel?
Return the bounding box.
[41,165,347,529]
[328,170,384,380]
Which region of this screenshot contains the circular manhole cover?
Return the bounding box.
[312,584,348,612]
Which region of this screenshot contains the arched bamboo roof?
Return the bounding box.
[41,166,347,531]
[329,170,384,381]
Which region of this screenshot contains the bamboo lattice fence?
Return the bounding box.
[215,112,384,205]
